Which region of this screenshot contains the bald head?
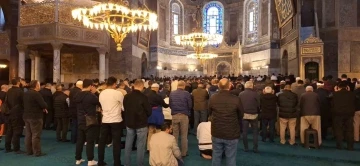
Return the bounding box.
[177,81,186,89]
[218,78,230,90]
[305,86,313,92]
[1,84,8,92]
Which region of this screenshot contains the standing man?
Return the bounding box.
[0,84,8,146]
[5,78,25,154]
[169,80,192,157]
[239,81,260,152]
[23,80,48,156]
[299,86,322,146]
[315,82,331,139]
[332,81,356,150]
[278,84,298,145]
[98,77,124,166]
[123,79,152,166]
[53,89,70,142]
[260,86,278,142]
[69,80,82,144]
[39,83,53,130]
[74,79,100,165]
[209,78,242,166]
[192,83,209,134]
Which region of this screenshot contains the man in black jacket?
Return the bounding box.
[239,81,260,152]
[5,78,25,154]
[278,84,298,145]
[74,79,99,165]
[332,81,356,150]
[54,89,70,142]
[0,84,8,146]
[315,82,331,139]
[69,80,82,144]
[209,78,242,166]
[124,79,152,166]
[260,86,277,142]
[23,80,48,156]
[40,83,53,130]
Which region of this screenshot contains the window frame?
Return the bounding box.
[203,1,224,36]
[169,0,183,45]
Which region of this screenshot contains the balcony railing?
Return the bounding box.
[18,0,109,48]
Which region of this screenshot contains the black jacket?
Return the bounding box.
[315,88,331,112]
[54,92,69,118]
[0,91,6,102]
[40,88,53,113]
[300,92,321,116]
[354,88,360,111]
[75,91,100,126]
[260,93,278,119]
[209,90,242,140]
[278,90,298,118]
[239,89,260,115]
[332,89,356,117]
[69,87,81,119]
[124,90,152,129]
[146,90,169,108]
[23,89,47,119]
[6,86,24,118]
[230,88,242,96]
[53,91,63,101]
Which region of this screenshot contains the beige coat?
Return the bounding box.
[149,132,181,166]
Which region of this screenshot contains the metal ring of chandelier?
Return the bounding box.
[174,33,223,47]
[186,53,218,60]
[72,2,158,51]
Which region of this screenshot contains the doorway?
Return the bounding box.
[281,50,288,75]
[305,62,319,81]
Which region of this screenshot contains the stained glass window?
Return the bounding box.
[0,8,5,31]
[203,2,224,35]
[170,0,183,45]
[172,3,180,35]
[245,0,259,45]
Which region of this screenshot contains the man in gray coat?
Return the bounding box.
[299,86,321,146]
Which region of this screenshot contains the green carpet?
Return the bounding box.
[1,130,360,166]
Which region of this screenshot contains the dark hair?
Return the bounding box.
[11,77,20,85]
[341,74,347,79]
[160,121,172,131]
[106,76,117,86]
[338,81,348,89]
[83,79,94,88]
[68,83,74,89]
[280,84,286,90]
[29,80,39,89]
[297,80,304,84]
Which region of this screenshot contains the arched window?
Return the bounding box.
[170,0,183,45]
[0,7,5,31]
[244,0,259,45]
[203,2,224,35]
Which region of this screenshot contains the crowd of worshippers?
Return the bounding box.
[0,73,359,166]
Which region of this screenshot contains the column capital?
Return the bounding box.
[97,47,107,55]
[29,50,39,60]
[16,44,27,52]
[51,42,63,50]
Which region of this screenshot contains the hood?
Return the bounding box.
[74,91,90,103]
[209,85,218,91]
[261,93,276,99]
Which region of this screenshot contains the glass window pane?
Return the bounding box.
[203,2,223,35]
[249,12,254,22]
[174,25,178,35]
[172,3,180,14]
[0,8,4,30]
[249,22,254,32]
[174,14,178,25]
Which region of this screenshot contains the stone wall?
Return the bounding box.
[337,28,360,78]
[242,48,280,76]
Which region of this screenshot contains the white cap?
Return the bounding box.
[296,77,301,81]
[316,83,324,86]
[151,83,159,88]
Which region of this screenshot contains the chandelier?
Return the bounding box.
[174,5,222,59]
[71,0,158,51]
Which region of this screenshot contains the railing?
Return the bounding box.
[18,0,109,47]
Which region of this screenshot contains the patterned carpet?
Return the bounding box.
[1,130,360,166]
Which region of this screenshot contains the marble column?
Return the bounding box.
[34,54,41,81]
[29,52,35,80]
[17,44,27,79]
[105,53,109,78]
[51,42,63,83]
[97,48,107,82]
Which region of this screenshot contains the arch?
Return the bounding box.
[203,1,224,35]
[141,53,147,77]
[216,61,231,76]
[281,50,288,75]
[169,0,184,44]
[242,0,259,45]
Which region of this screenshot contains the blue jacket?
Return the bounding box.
[169,89,192,116]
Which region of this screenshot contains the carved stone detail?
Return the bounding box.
[302,34,323,44]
